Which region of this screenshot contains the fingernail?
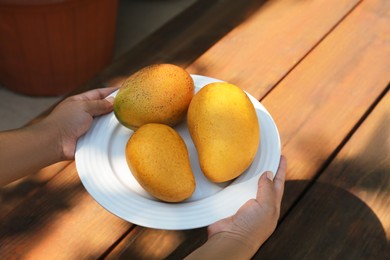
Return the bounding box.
[266,171,274,181]
[106,96,115,104]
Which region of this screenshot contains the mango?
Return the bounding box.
[126,123,196,202]
[187,82,260,183]
[114,64,194,130]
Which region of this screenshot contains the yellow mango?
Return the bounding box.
[126,123,196,202]
[187,82,260,183]
[114,64,194,130]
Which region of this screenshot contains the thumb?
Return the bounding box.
[256,171,274,203]
[84,97,114,117]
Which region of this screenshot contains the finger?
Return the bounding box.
[83,99,114,117]
[274,155,287,204]
[72,86,119,101]
[256,170,275,204]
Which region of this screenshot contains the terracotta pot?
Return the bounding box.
[0,0,118,96]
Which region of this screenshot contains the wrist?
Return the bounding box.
[35,118,66,162]
[211,231,259,256]
[186,232,259,260]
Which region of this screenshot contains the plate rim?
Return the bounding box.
[75,74,281,230]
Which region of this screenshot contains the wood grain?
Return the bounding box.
[106,228,207,260]
[254,89,389,259]
[318,90,390,240]
[109,2,386,258]
[0,0,265,258]
[186,0,361,98]
[66,0,269,97]
[1,0,389,258]
[115,0,389,257]
[0,162,133,259]
[261,0,390,210]
[0,161,71,219]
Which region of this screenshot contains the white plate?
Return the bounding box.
[75,75,281,230]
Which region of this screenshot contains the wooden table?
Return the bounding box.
[1,0,389,258]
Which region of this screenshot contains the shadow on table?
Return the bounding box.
[1,115,389,258]
[257,111,390,259]
[70,0,269,96]
[164,179,389,259]
[0,163,388,258]
[0,179,82,237]
[254,180,389,259]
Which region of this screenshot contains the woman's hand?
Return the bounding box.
[0,87,118,186]
[187,156,287,259]
[45,87,118,160]
[208,155,287,252]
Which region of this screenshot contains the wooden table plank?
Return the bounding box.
[108,0,380,258]
[106,228,207,260]
[1,0,389,259]
[0,1,270,258]
[319,90,390,241]
[186,0,361,98]
[254,88,389,259]
[0,162,133,259]
[68,0,270,96]
[1,0,360,258]
[113,0,390,257]
[261,0,390,211]
[0,161,71,219]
